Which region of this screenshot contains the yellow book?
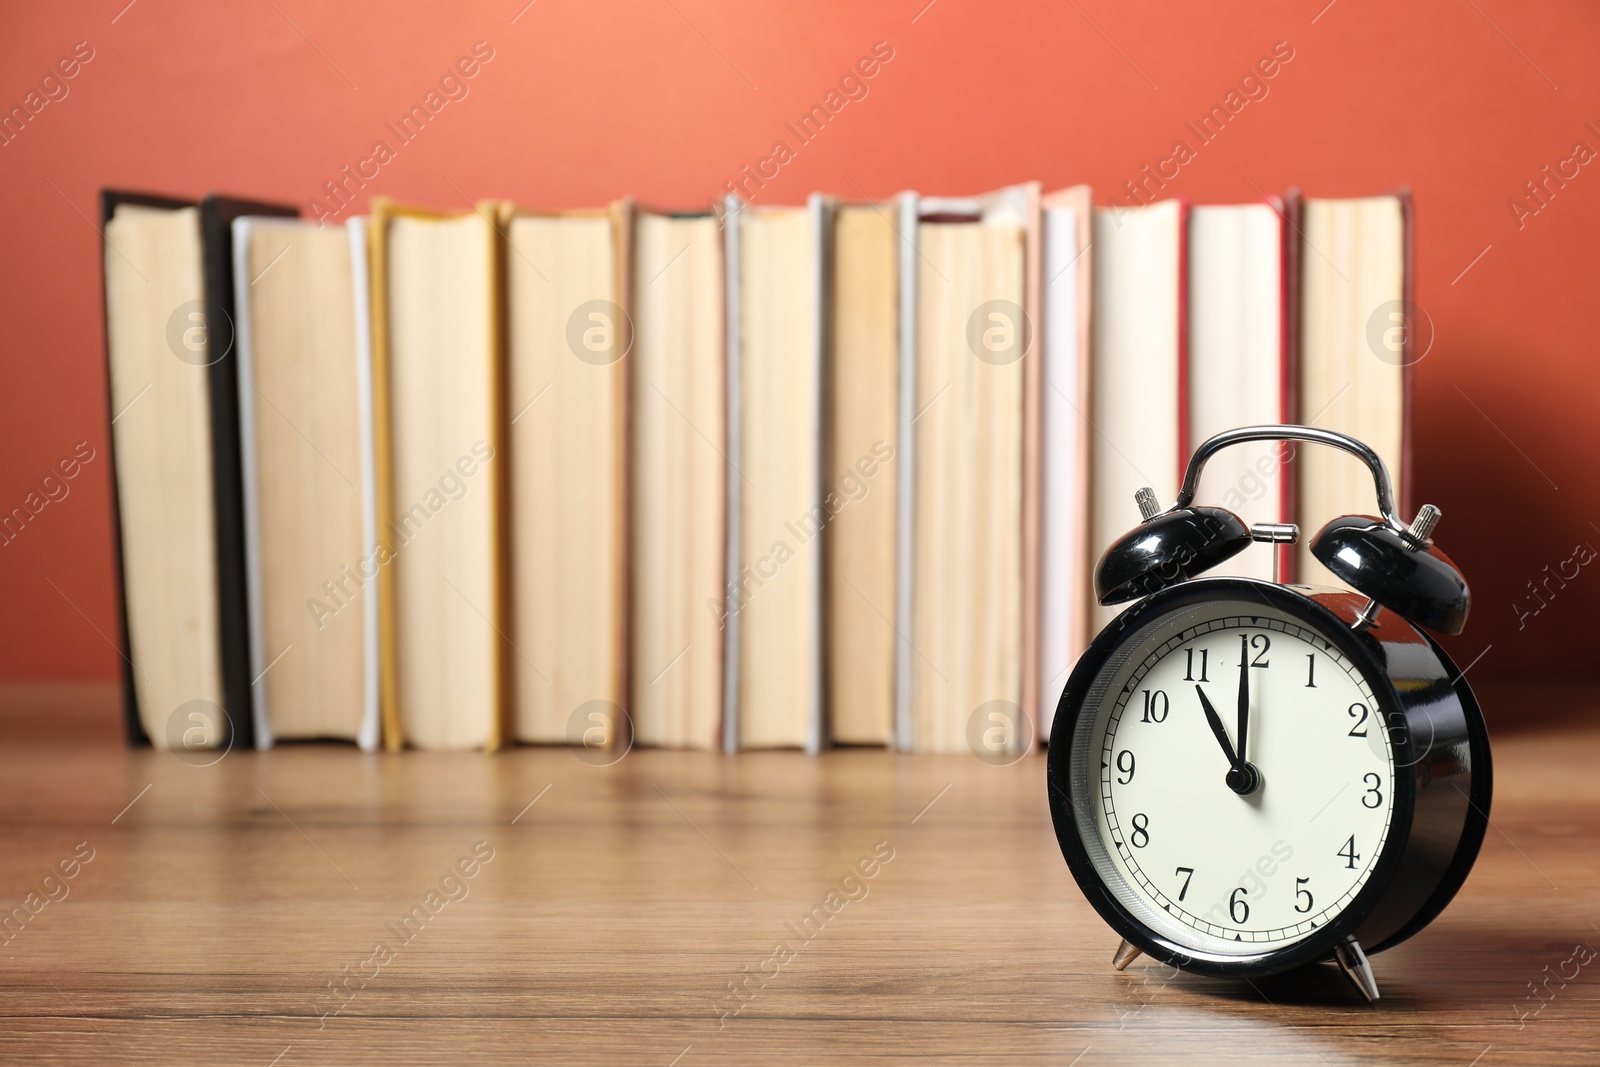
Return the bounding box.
[826,202,899,746]
[367,199,505,751]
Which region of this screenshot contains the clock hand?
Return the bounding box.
[1237,636,1250,772]
[1194,686,1238,770]
[1225,636,1262,796]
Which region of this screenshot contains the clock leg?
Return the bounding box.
[1112,939,1143,971]
[1333,936,1380,1003]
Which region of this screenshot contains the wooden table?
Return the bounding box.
[0,682,1595,1065]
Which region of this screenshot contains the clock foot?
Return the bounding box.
[1112,939,1143,971]
[1334,937,1380,1003]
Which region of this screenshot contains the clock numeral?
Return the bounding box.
[1229,886,1250,924]
[1174,866,1194,901]
[1115,749,1136,785]
[1347,703,1370,738]
[1338,834,1361,870]
[1139,689,1169,724]
[1130,813,1150,848]
[1305,653,1316,688]
[1240,632,1271,668]
[1294,877,1313,914]
[1361,772,1383,808]
[1184,647,1209,682]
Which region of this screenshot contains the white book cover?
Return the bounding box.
[1039,189,1092,740]
[1090,200,1187,634]
[1188,202,1288,583]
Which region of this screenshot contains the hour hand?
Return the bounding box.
[1194,685,1238,769]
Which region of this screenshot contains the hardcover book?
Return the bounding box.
[233,215,379,749]
[367,200,505,751]
[499,200,631,748]
[630,208,726,749]
[1296,191,1412,584]
[100,190,296,750]
[1089,198,1188,631]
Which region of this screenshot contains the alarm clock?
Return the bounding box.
[1047,425,1491,1002]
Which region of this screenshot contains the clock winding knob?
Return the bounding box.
[1135,487,1161,522]
[1406,504,1441,548]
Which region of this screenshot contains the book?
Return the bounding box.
[630,209,726,749]
[498,200,631,748]
[722,196,827,751]
[825,201,900,747]
[1038,186,1093,740]
[368,200,505,751]
[1296,192,1411,585]
[1090,199,1188,630]
[1186,199,1293,582]
[100,190,295,751]
[894,186,1033,753]
[232,215,379,750]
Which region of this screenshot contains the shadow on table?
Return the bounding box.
[1179,915,1577,1010]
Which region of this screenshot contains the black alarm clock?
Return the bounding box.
[1047,425,1490,1002]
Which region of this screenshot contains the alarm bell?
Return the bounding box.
[1310,511,1469,635]
[1094,501,1251,605]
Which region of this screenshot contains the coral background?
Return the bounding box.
[0,0,1595,701]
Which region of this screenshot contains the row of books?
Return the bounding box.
[98,183,1411,754]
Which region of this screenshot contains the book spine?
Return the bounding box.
[1069,188,1094,723]
[368,201,403,752]
[1279,190,1302,583]
[892,192,918,752]
[807,194,832,755]
[204,206,251,751]
[721,195,743,754]
[611,198,636,756]
[229,218,272,750]
[1174,198,1192,489]
[482,200,509,754]
[1019,182,1043,752]
[348,217,382,753]
[1397,187,1415,520]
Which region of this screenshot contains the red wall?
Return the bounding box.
[1,0,1595,691]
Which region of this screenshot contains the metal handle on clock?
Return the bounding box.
[1169,425,1407,535]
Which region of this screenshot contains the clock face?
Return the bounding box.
[1071,596,1397,957]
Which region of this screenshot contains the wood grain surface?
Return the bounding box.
[0,682,1594,1065]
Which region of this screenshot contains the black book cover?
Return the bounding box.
[98,190,297,749]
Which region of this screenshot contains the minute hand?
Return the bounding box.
[1194,686,1237,770]
[1236,636,1250,771]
